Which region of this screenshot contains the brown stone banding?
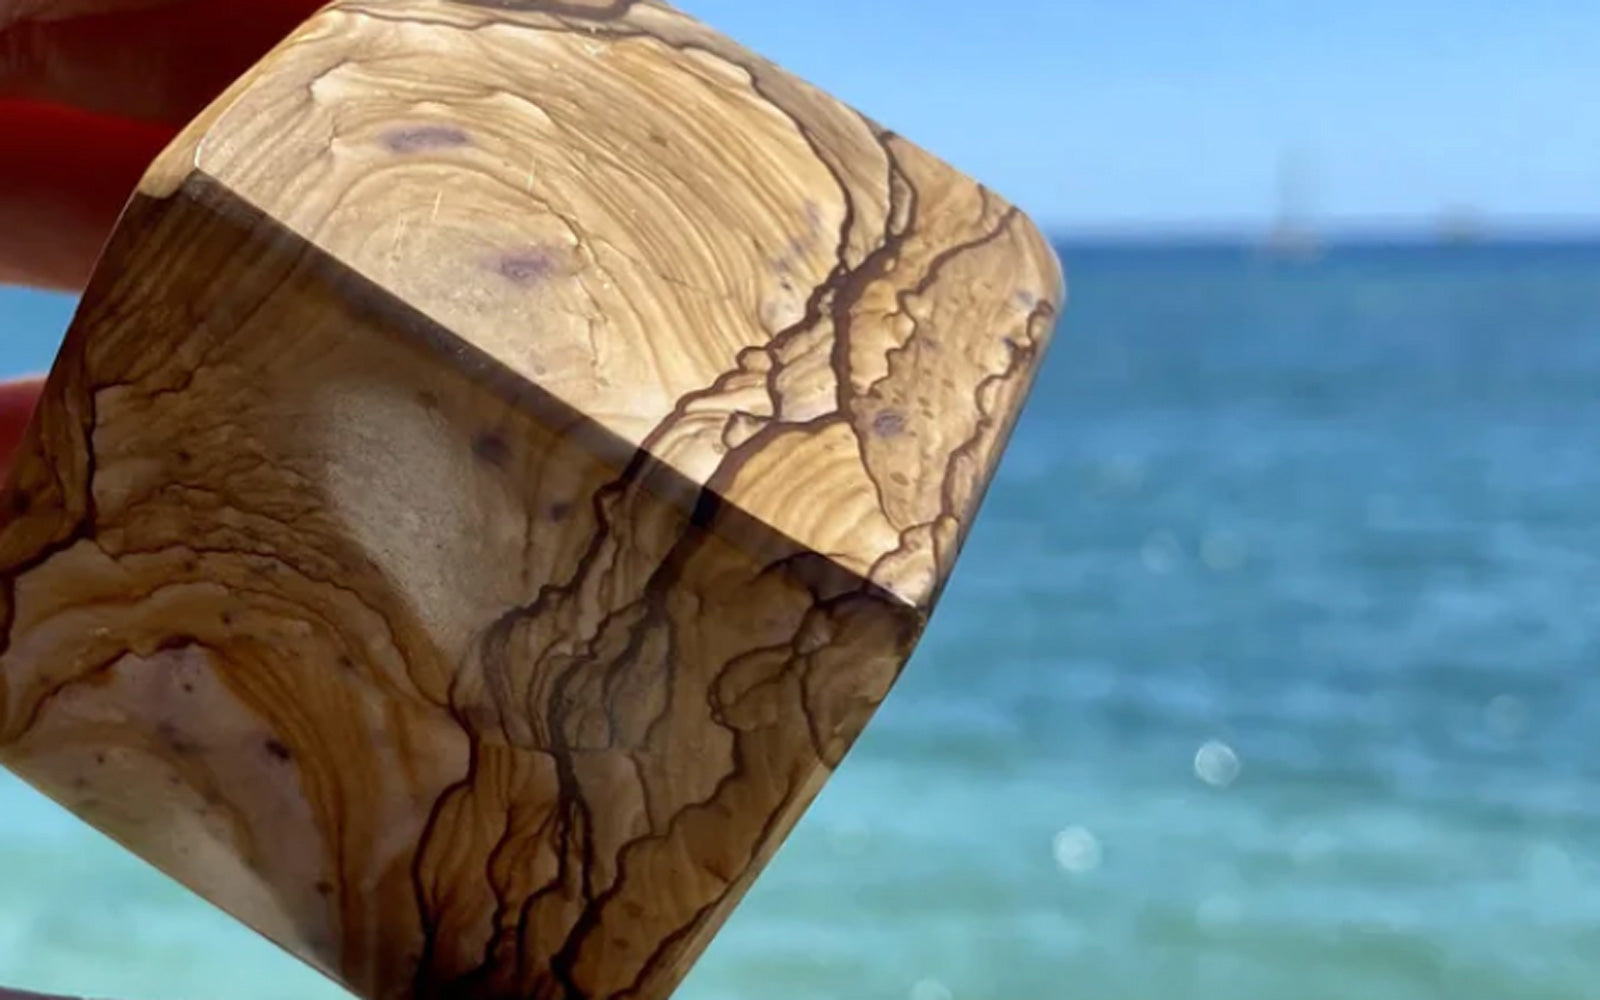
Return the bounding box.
[0,2,1063,999]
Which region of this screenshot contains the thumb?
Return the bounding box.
[0,0,319,124]
[0,0,169,26]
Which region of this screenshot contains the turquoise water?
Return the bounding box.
[5,241,1600,998]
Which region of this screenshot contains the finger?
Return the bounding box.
[0,0,321,124]
[0,99,171,290]
[0,375,45,482]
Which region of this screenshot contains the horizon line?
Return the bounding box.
[1036,211,1600,242]
[1041,224,1600,247]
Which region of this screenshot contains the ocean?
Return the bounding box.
[3,240,1600,999]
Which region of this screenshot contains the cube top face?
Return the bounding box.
[173,0,1063,610]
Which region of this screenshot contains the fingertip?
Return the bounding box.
[1,0,326,124]
[0,99,171,289]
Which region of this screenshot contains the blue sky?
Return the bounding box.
[679,0,1600,235]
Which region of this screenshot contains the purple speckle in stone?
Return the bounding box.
[496,248,559,285]
[873,410,907,438]
[803,199,825,233]
[382,124,472,154]
[472,431,511,467]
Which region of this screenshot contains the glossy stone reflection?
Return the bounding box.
[0,1,1063,998]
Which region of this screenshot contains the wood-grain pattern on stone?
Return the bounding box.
[0,2,1063,999]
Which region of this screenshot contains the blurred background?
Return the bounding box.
[4,0,1600,997]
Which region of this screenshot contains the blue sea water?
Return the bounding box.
[4,240,1600,999]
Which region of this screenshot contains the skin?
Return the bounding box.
[0,0,319,449]
[0,0,324,993]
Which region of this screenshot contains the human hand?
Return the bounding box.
[0,0,320,479]
[1,0,321,289]
[0,3,320,990]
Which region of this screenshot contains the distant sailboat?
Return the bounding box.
[1261,149,1321,261]
[1436,205,1485,246]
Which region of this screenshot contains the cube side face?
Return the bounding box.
[0,179,920,1000]
[188,0,1064,611]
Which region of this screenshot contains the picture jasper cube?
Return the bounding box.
[0,2,1063,999]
